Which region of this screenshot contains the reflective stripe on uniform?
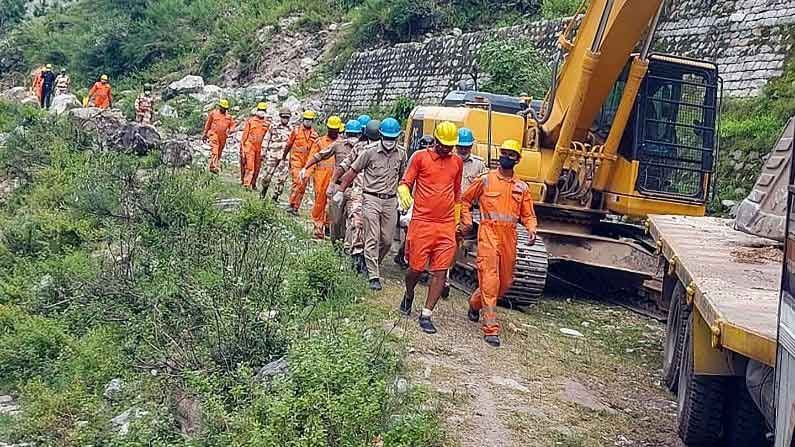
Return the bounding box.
[480,211,518,223]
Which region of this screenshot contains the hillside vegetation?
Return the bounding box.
[0,101,442,445]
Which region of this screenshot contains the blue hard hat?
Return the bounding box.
[379,117,401,138]
[457,128,475,147]
[357,114,372,127]
[345,119,363,134]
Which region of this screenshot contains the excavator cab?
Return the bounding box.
[614,54,719,204]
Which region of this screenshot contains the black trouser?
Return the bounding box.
[40,87,53,109]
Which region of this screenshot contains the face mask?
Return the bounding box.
[499,154,518,170]
[328,130,339,140]
[436,145,453,157]
[281,117,290,125]
[255,111,266,118]
[457,147,471,160]
[381,138,397,151]
[303,119,313,128]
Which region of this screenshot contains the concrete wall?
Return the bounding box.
[325,0,795,114]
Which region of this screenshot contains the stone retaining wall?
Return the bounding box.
[325,0,795,114]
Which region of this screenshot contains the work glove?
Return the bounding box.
[82,96,89,107]
[397,184,413,211]
[299,168,308,181]
[332,191,344,205]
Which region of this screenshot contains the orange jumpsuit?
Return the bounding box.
[32,70,44,102]
[461,170,537,336]
[286,126,319,210]
[240,116,271,189]
[306,136,336,238]
[88,81,112,109]
[400,149,463,272]
[203,109,236,173]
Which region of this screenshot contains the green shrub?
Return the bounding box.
[0,306,71,385]
[0,0,25,32]
[541,0,581,19]
[477,37,551,97]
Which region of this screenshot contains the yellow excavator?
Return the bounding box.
[405,0,720,309]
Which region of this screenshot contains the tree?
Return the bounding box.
[0,0,26,33]
[476,37,552,98]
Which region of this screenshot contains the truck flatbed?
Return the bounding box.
[648,215,782,366]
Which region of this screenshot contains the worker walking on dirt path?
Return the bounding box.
[334,117,378,274]
[39,64,56,109]
[54,68,70,96]
[259,107,293,201]
[301,115,343,239]
[394,135,434,271]
[461,139,537,347]
[203,99,236,174]
[306,119,359,244]
[398,121,463,334]
[240,102,272,189]
[134,84,155,125]
[284,110,319,215]
[87,75,113,109]
[338,117,407,291]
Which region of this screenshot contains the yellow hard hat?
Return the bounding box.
[434,121,459,146]
[500,139,522,155]
[45,64,52,70]
[256,102,268,111]
[219,99,230,109]
[326,115,344,131]
[302,110,317,120]
[100,74,109,81]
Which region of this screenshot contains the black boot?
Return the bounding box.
[441,282,450,299]
[369,278,382,291]
[418,315,437,334]
[467,307,479,323]
[484,335,501,347]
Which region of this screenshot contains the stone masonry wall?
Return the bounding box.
[325,0,795,114]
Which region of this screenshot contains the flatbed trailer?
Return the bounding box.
[648,214,782,446]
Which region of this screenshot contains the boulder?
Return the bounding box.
[203,84,224,100]
[109,123,162,156]
[103,378,123,401]
[160,139,193,167]
[284,96,302,114]
[69,107,126,134]
[256,357,288,381]
[159,103,178,119]
[2,87,31,102]
[164,75,205,100]
[277,86,290,99]
[242,83,277,100]
[111,407,149,436]
[48,93,80,115]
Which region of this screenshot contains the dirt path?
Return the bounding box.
[376,263,682,447]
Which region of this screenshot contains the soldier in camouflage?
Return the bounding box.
[260,107,293,201]
[134,84,155,125]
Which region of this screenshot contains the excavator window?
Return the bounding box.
[631,56,719,202]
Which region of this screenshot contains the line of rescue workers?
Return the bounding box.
[30,68,538,348]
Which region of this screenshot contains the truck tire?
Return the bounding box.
[677,314,727,445]
[663,281,689,393]
[722,378,768,447]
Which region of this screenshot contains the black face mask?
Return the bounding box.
[499,155,518,170]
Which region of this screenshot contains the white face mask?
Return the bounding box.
[381,139,397,151]
[255,111,266,118]
[303,119,313,128]
[281,117,290,125]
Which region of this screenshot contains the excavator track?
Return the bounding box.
[450,224,549,307]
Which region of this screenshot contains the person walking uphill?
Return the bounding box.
[203,99,236,174]
[87,75,113,109]
[284,110,319,215]
[398,121,463,334]
[39,64,56,109]
[240,102,272,189]
[305,119,360,244]
[134,84,155,125]
[259,107,294,201]
[338,117,407,291]
[461,139,537,347]
[301,115,343,239]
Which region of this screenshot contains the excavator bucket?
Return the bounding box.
[734,117,795,242]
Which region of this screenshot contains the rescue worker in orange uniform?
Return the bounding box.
[284,110,319,215]
[240,102,272,189]
[460,139,537,347]
[398,121,463,334]
[87,74,113,109]
[203,99,236,174]
[300,115,343,238]
[31,66,44,103]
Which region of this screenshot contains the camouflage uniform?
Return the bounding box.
[134,93,154,125]
[260,121,292,201]
[339,139,368,256]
